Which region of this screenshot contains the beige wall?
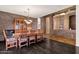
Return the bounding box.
[64,14,69,30]
[76,5,79,53]
[46,17,50,34]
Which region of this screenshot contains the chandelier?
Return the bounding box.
[24,8,32,24]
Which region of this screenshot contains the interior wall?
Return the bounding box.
[0,11,19,30]
[41,17,46,34]
[41,15,53,34]
[50,16,53,34]
[0,11,37,30]
[46,17,50,34]
[45,16,53,34]
[41,6,76,40]
[76,5,79,53]
[32,19,37,30]
[64,14,69,30]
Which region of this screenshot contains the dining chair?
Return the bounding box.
[27,30,36,46]
[29,35,36,45]
[3,29,17,50]
[18,34,28,48]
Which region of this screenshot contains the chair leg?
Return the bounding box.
[6,42,8,50]
[16,42,17,48]
[6,48,8,50]
[6,45,8,50]
[19,46,21,48]
[19,42,21,48]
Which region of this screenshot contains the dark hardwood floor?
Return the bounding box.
[0,38,75,54]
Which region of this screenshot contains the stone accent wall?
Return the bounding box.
[0,11,37,30]
[0,11,20,30]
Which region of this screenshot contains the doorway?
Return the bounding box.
[69,15,76,30]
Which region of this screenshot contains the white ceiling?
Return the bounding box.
[0,5,72,18]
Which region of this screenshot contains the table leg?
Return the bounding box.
[28,36,29,47]
[35,35,37,43]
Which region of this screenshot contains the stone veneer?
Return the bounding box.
[0,11,37,30]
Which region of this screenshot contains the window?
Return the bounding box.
[37,18,41,29]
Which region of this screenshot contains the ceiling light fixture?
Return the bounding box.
[24,8,32,24]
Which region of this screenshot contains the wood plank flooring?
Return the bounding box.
[44,34,75,46]
[0,38,75,54]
